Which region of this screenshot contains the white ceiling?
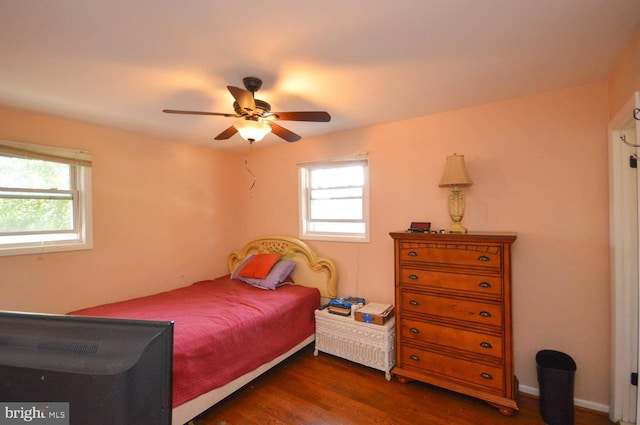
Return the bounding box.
[1,1,640,150]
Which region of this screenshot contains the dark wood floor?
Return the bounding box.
[194,344,612,425]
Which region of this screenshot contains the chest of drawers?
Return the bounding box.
[389,231,518,415]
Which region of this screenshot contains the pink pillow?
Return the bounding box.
[236,253,282,279]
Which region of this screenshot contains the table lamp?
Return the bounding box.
[439,153,473,233]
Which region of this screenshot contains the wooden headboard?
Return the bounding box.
[227,235,337,301]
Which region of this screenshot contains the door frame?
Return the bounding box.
[609,92,640,423]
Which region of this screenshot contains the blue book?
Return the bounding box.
[328,296,366,309]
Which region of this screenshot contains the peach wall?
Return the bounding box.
[0,107,240,313]
[609,25,640,117]
[233,82,611,405]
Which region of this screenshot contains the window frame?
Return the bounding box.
[298,154,370,243]
[0,140,93,257]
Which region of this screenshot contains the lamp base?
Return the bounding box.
[446,187,468,234]
[447,222,468,233]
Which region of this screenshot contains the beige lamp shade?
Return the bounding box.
[439,154,473,187]
[233,118,272,142]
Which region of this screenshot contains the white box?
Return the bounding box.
[314,308,396,380]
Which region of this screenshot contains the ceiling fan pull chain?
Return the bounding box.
[245,151,256,197]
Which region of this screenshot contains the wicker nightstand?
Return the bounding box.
[314,307,396,380]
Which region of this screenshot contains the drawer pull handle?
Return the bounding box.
[480,342,493,349]
[408,251,418,257]
[409,274,419,280]
[480,372,493,380]
[478,282,492,288]
[410,327,420,334]
[478,255,491,262]
[409,300,420,306]
[410,355,420,362]
[479,311,492,318]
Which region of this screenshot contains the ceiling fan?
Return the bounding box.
[163,77,331,143]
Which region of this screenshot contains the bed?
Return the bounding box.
[69,235,337,425]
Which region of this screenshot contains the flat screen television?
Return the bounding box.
[0,310,173,425]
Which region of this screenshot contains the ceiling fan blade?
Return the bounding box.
[270,122,302,143]
[163,109,237,117]
[227,86,256,114]
[271,111,331,122]
[214,125,238,140]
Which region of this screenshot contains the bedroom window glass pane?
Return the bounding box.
[298,155,369,243]
[0,141,93,257]
[0,195,74,233]
[0,156,71,190]
[310,186,363,220]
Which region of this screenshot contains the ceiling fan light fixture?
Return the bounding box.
[233,118,271,142]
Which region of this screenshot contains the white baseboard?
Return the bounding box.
[519,384,610,414]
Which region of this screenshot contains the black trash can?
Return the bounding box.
[536,350,577,425]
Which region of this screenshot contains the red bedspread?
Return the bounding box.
[68,276,320,408]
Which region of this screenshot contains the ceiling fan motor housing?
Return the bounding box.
[233,99,271,116]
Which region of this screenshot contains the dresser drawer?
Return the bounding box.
[400,345,504,393]
[401,291,502,327]
[401,318,503,358]
[399,242,501,270]
[400,268,502,297]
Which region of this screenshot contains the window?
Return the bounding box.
[0,140,92,256]
[298,154,369,242]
